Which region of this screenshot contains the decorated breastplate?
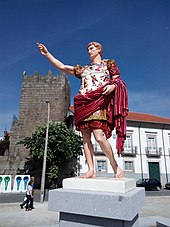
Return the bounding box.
[79,61,110,94]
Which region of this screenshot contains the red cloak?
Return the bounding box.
[74,77,128,156]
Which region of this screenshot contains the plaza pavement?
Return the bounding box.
[0,192,170,227]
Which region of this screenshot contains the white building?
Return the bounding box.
[68,107,170,187]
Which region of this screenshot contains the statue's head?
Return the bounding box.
[87,41,103,57]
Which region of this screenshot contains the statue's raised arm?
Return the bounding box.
[36,42,74,75]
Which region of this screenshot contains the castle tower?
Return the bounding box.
[5,71,70,175]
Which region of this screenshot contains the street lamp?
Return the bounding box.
[40,101,50,203]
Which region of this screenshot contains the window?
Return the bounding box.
[124,134,133,152]
[96,159,107,172]
[168,135,170,156]
[147,136,157,153]
[94,141,102,153]
[124,161,134,171]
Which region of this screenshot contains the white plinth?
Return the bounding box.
[63,177,136,193]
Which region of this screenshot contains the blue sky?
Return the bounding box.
[0,0,170,136]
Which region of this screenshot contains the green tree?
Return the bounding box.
[19,122,82,182]
[0,132,10,156]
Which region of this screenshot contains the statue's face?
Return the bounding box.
[87,44,101,60]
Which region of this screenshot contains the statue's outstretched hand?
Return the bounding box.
[36,42,48,56]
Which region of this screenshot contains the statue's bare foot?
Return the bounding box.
[111,161,123,178]
[115,166,123,178]
[80,170,96,179]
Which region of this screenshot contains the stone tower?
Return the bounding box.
[2,71,70,175]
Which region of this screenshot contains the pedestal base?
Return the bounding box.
[48,177,145,227]
[59,212,139,227]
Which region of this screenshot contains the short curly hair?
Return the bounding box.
[87,41,103,56]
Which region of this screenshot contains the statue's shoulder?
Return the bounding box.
[103,59,116,70]
[74,64,88,78]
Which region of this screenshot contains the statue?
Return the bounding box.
[37,41,128,178]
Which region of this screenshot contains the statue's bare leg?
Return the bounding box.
[93,129,123,178]
[80,129,96,178]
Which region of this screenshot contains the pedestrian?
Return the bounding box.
[25,181,33,211]
[20,176,35,209]
[37,41,128,178]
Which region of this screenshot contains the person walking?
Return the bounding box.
[25,181,33,211]
[20,176,35,209]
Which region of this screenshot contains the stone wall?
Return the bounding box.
[0,71,70,176]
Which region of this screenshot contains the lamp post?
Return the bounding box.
[40,101,50,203]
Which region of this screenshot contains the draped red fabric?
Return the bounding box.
[74,77,128,156]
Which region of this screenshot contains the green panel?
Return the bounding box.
[148,162,160,181]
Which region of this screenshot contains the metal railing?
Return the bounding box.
[145,147,162,157]
[121,146,137,157]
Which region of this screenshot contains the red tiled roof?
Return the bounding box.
[127,112,170,124]
[69,106,170,125]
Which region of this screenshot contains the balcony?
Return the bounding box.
[121,146,137,157]
[145,147,162,158]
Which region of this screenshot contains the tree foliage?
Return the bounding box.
[19,122,82,182]
[0,133,10,156]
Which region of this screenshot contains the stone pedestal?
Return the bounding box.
[48,177,145,227]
